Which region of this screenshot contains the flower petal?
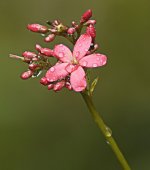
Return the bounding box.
[46,63,69,82]
[54,44,73,63]
[79,53,107,68]
[73,34,92,61]
[70,66,87,92]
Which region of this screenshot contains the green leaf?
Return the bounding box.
[89,77,99,96]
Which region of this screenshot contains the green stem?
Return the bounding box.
[81,91,131,170]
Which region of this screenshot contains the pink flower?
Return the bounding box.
[45,34,107,92]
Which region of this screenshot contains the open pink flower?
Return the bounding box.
[46,34,107,92]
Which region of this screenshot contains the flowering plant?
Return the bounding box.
[10,9,131,169]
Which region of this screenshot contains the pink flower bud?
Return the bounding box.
[40,48,54,57]
[29,63,39,70]
[94,44,99,50]
[47,84,54,90]
[20,70,33,80]
[22,51,37,62]
[22,51,37,59]
[86,24,96,38]
[40,77,49,86]
[67,27,76,35]
[85,20,96,26]
[53,81,65,92]
[35,44,42,52]
[65,82,72,90]
[27,24,48,33]
[44,34,56,42]
[80,9,92,23]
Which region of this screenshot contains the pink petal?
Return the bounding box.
[54,44,73,63]
[46,63,69,82]
[70,66,87,92]
[65,64,78,73]
[79,53,107,68]
[73,34,92,61]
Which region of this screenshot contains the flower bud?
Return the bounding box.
[40,48,54,57]
[27,24,48,33]
[47,84,54,90]
[40,77,49,86]
[35,44,42,52]
[53,81,65,92]
[65,82,72,90]
[44,34,56,42]
[22,51,37,62]
[86,24,96,38]
[85,20,96,26]
[67,27,76,35]
[80,9,92,23]
[29,63,39,70]
[22,51,37,58]
[20,70,33,80]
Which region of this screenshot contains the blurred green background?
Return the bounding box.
[0,0,150,169]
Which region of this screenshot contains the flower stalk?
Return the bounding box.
[81,90,131,170]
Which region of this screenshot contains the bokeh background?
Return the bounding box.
[0,0,150,169]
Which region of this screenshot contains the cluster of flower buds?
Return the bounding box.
[40,75,72,92]
[10,9,107,92]
[10,44,53,80]
[27,9,96,45]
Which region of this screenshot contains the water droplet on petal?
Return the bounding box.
[50,67,55,72]
[85,49,88,52]
[96,57,100,61]
[78,44,82,47]
[75,51,80,57]
[103,60,107,65]
[93,63,98,67]
[96,54,101,56]
[82,61,88,67]
[58,52,64,58]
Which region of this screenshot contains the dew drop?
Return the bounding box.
[82,61,88,67]
[105,126,112,137]
[93,63,98,67]
[50,67,55,72]
[106,140,110,145]
[78,44,82,47]
[58,52,64,58]
[75,51,80,57]
[96,57,100,61]
[85,49,88,52]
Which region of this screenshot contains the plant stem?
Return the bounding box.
[81,91,131,170]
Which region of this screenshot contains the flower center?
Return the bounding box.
[72,57,78,65]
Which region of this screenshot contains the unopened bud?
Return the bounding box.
[85,20,96,26]
[53,81,65,92]
[35,44,42,52]
[40,77,49,86]
[80,9,92,23]
[29,63,39,70]
[94,44,99,50]
[27,24,48,33]
[41,48,54,57]
[20,70,33,80]
[22,51,37,62]
[86,24,96,38]
[65,82,72,90]
[47,84,54,90]
[67,27,76,35]
[44,34,56,42]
